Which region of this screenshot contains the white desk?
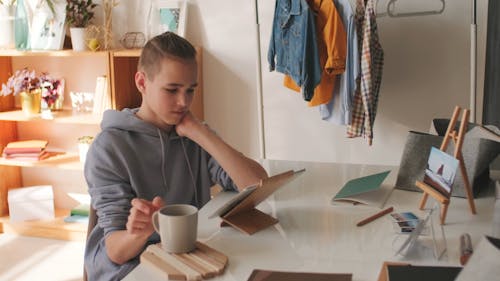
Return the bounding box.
[124,160,496,281]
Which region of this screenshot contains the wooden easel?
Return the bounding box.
[416,106,476,224]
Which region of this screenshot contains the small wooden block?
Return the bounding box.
[187,251,221,273]
[149,245,202,281]
[195,241,229,265]
[192,250,225,273]
[141,242,228,281]
[141,251,186,280]
[175,252,214,278]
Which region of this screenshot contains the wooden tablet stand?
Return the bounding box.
[416,106,476,224]
[220,169,305,235]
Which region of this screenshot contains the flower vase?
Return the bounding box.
[14,0,30,50]
[70,27,87,51]
[78,142,90,163]
[49,95,64,111]
[20,89,42,116]
[77,136,94,163]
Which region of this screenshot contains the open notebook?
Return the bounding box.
[210,169,305,235]
[331,170,393,208]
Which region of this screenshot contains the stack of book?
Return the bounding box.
[64,203,90,223]
[64,193,91,223]
[2,140,50,161]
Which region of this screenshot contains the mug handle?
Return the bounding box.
[152,210,161,233]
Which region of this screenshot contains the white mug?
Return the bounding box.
[152,204,198,253]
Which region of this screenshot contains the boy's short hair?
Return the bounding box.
[138,32,197,79]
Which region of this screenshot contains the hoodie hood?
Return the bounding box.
[101,108,182,140]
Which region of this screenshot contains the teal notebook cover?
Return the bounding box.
[334,170,391,199]
[64,214,89,223]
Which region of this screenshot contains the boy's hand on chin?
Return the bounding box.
[175,111,200,137]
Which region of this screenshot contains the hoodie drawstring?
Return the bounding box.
[157,128,169,190]
[158,128,198,205]
[181,138,199,206]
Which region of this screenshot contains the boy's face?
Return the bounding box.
[136,57,198,130]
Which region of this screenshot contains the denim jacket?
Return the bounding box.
[268,0,322,101]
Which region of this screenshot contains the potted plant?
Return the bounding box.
[77,135,94,163]
[39,73,64,110]
[1,68,41,116]
[1,68,63,116]
[66,0,98,51]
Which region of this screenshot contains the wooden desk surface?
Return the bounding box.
[124,160,496,281]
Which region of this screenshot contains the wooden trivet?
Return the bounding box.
[140,241,228,280]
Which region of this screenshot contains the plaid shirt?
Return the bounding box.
[347,0,384,145]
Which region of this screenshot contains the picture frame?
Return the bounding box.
[423,147,459,198]
[29,1,66,50]
[148,0,188,38]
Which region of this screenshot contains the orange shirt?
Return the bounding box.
[284,0,347,106]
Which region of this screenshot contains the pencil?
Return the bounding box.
[356,206,394,227]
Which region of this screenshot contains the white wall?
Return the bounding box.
[64,0,488,167]
[11,0,488,208]
[186,0,262,161]
[189,0,488,165]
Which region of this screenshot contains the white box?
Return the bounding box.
[8,185,55,222]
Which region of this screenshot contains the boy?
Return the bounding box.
[84,32,268,281]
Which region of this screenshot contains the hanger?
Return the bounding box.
[351,0,390,18]
[376,0,389,18]
[386,0,445,18]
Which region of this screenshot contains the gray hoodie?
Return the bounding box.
[84,108,237,281]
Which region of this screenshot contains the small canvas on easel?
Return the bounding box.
[423,147,459,198]
[418,106,477,225]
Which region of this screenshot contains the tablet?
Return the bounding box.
[208,169,306,235]
[208,185,258,219]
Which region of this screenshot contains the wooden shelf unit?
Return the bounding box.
[0,209,87,241]
[0,109,102,124]
[0,49,109,57]
[0,153,82,171]
[0,48,204,241]
[0,49,125,241]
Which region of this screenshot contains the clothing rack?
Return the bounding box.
[254,0,266,159]
[376,0,477,123]
[470,0,477,123]
[254,0,475,159]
